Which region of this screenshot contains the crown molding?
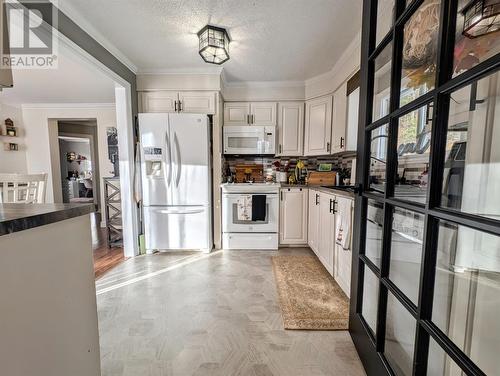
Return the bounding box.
[55,1,139,74]
[138,66,224,75]
[21,103,116,110]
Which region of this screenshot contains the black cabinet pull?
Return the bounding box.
[340,137,344,149]
[280,191,283,201]
[174,100,178,112]
[333,200,338,214]
[315,193,319,205]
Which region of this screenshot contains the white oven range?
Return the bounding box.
[221,183,279,250]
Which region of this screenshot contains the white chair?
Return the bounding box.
[0,173,47,203]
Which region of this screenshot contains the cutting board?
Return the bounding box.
[234,164,264,183]
[307,171,337,186]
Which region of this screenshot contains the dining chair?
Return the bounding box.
[0,173,48,203]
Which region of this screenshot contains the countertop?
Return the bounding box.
[0,203,94,236]
[279,184,355,199]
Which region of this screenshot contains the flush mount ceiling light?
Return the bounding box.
[197,25,230,65]
[461,0,500,38]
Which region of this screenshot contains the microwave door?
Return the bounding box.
[224,126,265,154]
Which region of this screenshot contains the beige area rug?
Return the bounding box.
[272,255,349,330]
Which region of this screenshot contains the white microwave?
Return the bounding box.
[223,126,276,155]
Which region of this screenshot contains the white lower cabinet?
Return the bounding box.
[307,189,320,253]
[317,191,335,275]
[305,188,353,293]
[280,188,308,245]
[334,196,353,296]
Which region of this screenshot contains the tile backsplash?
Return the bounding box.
[223,152,356,182]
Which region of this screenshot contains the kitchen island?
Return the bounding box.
[0,203,101,376]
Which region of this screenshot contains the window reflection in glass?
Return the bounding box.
[394,103,432,204]
[376,0,395,46]
[366,200,384,268]
[362,265,379,335]
[453,0,500,77]
[385,292,417,376]
[389,208,424,304]
[442,71,500,220]
[400,0,441,103]
[427,337,463,376]
[369,124,389,192]
[373,43,393,122]
[432,221,500,376]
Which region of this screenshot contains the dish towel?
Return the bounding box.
[251,195,267,221]
[336,199,352,250]
[237,195,252,221]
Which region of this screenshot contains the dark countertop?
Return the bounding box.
[0,203,95,236]
[279,184,355,199]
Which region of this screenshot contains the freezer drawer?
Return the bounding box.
[144,206,212,252]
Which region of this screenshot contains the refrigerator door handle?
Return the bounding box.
[164,130,172,186]
[157,208,204,215]
[173,132,182,187]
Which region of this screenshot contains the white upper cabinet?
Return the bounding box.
[331,83,348,154]
[140,91,216,114]
[280,188,308,245]
[304,95,333,156]
[224,102,251,126]
[223,102,277,126]
[251,102,277,126]
[345,87,360,152]
[140,91,178,113]
[277,102,304,156]
[178,91,216,114]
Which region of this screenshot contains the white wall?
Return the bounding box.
[22,104,116,212]
[305,32,361,100]
[0,103,27,173]
[221,81,305,101]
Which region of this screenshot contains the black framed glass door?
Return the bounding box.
[350,0,500,375]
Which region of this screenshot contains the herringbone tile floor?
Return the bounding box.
[95,248,365,376]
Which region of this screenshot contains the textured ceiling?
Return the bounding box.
[60,0,362,82]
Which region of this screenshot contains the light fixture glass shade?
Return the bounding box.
[198,25,230,64]
[462,0,500,38]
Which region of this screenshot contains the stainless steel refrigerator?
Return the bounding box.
[138,113,212,252]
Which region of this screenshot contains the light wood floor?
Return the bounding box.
[96,248,365,376]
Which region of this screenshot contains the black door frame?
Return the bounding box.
[349,0,500,375]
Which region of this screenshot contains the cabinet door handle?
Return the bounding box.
[340,137,344,149]
[247,114,250,124]
[315,193,319,205]
[280,191,283,201]
[179,100,183,112]
[333,200,338,214]
[279,144,282,154]
[174,100,178,112]
[329,199,333,213]
[327,142,331,153]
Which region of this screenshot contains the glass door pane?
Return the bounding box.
[442,71,500,220]
[389,207,424,304]
[362,265,380,335]
[365,200,384,268]
[432,220,500,375]
[400,0,441,104]
[385,292,417,376]
[394,103,432,204]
